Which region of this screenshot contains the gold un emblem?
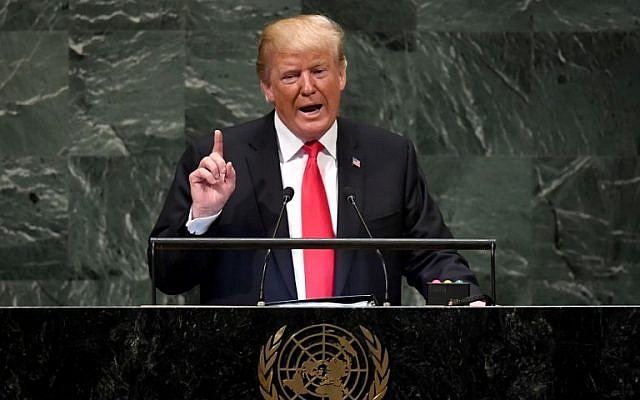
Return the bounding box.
[258,324,390,400]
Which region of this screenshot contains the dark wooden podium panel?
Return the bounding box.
[1,306,638,399]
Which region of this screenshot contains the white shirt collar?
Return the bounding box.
[274,111,338,162]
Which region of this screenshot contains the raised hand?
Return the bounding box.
[188,130,237,218]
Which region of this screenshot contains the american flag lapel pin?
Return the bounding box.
[352,156,361,168]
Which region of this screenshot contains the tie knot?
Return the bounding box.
[303,141,323,158]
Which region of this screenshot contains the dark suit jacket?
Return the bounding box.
[149,111,482,305]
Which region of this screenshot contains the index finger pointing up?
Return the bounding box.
[212,129,223,156]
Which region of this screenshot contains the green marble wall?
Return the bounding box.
[0,0,638,305]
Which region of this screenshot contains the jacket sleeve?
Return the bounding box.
[400,140,484,298]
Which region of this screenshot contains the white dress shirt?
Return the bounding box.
[186,112,338,300]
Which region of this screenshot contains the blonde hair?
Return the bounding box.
[256,14,346,82]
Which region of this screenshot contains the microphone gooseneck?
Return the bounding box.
[344,187,391,307]
[257,187,294,306]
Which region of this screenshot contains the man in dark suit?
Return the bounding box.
[149,15,483,305]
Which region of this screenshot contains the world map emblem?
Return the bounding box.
[258,324,389,400]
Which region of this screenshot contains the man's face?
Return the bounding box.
[260,49,347,142]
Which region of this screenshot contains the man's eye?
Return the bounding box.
[313,69,328,76]
[282,74,298,83]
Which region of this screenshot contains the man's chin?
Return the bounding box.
[292,119,333,141]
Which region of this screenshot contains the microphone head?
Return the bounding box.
[282,187,294,202]
[344,186,356,204]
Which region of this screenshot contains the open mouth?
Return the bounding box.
[298,104,323,114]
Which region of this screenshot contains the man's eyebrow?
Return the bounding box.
[310,60,329,67]
[280,67,301,76]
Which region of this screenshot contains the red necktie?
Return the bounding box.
[301,141,335,298]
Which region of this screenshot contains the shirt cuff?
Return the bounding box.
[185,207,221,235]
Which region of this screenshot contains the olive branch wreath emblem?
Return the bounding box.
[258,325,287,400]
[258,325,390,400]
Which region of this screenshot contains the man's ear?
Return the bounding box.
[260,80,275,103]
[339,61,347,91]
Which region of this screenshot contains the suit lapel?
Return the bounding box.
[244,114,297,299]
[335,119,365,296]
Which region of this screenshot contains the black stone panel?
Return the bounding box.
[66,155,177,281]
[414,0,640,32]
[186,0,299,31]
[413,32,534,155]
[530,32,640,156]
[185,29,271,140]
[531,0,640,31]
[532,157,640,305]
[420,156,533,305]
[417,0,534,32]
[303,0,417,33]
[0,307,638,399]
[69,0,185,31]
[68,30,185,158]
[411,30,640,156]
[302,0,417,51]
[0,157,68,280]
[0,31,69,157]
[340,31,417,138]
[0,0,69,30]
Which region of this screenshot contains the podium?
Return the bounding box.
[1,306,639,399]
[148,237,498,305]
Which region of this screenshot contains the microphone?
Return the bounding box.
[257,187,294,306]
[344,187,391,307]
